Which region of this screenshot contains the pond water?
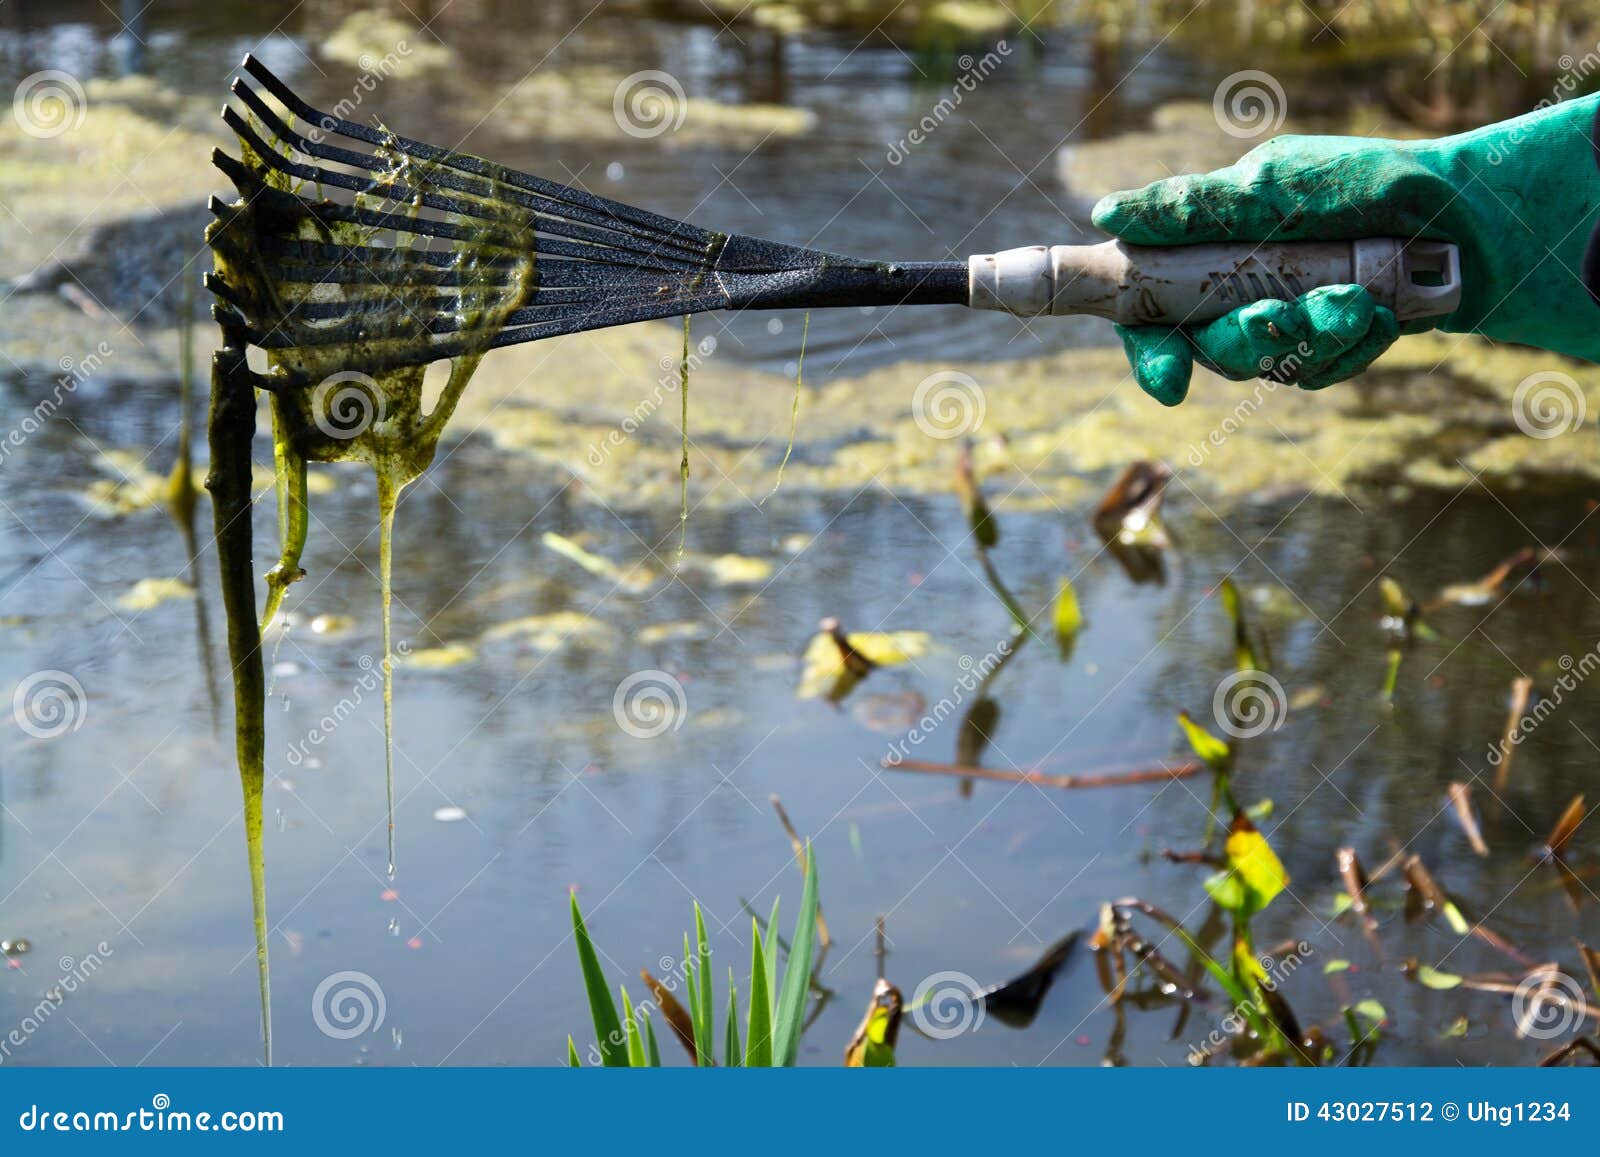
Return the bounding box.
[1,1,1596,1067]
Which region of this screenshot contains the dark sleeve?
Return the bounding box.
[1584,101,1600,305]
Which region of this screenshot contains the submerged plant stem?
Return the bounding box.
[377,467,399,878]
[767,312,809,500]
[678,316,690,564]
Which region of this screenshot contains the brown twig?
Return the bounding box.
[1448,783,1490,857]
[1492,676,1533,795]
[769,795,831,951]
[882,758,1201,790]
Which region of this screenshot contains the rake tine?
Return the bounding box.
[230,75,712,265]
[224,102,710,268]
[238,54,702,245]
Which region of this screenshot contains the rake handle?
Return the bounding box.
[967,238,1461,325]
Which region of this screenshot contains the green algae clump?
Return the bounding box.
[205,116,536,1062]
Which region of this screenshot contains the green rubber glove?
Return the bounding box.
[1094,94,1600,405]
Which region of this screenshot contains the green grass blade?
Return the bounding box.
[682,931,705,1066]
[723,969,741,1067]
[694,902,714,1065]
[772,846,820,1066]
[644,1011,662,1067]
[763,896,782,1013]
[621,985,647,1067]
[570,893,626,1066]
[567,1036,581,1067]
[746,917,773,1066]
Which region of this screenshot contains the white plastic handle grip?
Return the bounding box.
[967,238,1460,324]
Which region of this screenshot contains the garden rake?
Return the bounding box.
[208,54,1461,385]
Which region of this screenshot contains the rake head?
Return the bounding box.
[207,55,964,386]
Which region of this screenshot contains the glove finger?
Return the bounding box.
[1115,325,1194,406]
[1187,298,1313,380]
[1297,305,1399,389]
[1186,285,1378,381]
[1091,135,1407,246]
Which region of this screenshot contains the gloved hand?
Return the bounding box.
[1094,94,1600,405]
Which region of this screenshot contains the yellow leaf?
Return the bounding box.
[1225,823,1288,912]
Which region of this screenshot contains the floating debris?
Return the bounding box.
[116,576,194,611]
[1432,545,1546,608]
[637,621,710,645]
[843,977,903,1066]
[1092,461,1172,584]
[1492,676,1535,793]
[1447,782,1490,857]
[404,643,478,670]
[796,617,928,702]
[542,531,657,594]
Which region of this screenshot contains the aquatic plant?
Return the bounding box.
[568,848,820,1066]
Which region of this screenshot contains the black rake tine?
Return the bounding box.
[214,146,703,275]
[238,54,703,247]
[229,74,713,264]
[251,292,729,382]
[221,101,712,268]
